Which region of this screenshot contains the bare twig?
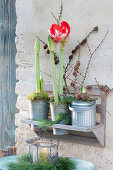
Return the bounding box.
[64,26,99,77]
[66,77,82,87]
[51,0,63,25]
[58,0,63,23]
[92,30,109,55]
[51,12,59,24]
[40,71,52,78]
[36,36,45,45]
[81,30,109,86]
[94,77,100,86]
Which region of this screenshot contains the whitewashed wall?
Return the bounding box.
[15,0,113,169]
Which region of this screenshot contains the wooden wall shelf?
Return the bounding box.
[21,84,107,148]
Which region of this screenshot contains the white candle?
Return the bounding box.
[38,148,50,162]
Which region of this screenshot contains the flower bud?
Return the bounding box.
[104,88,109,93]
[86,85,92,90]
[34,37,40,55]
[48,36,55,52]
[93,26,98,32]
[75,45,80,50]
[76,93,81,100]
[73,71,77,76]
[99,85,104,91]
[63,86,66,91]
[74,65,79,71]
[70,81,75,87]
[76,61,80,67]
[43,44,48,49]
[47,49,50,54]
[69,55,73,60]
[80,38,87,45]
[72,49,76,54]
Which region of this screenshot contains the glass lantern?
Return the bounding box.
[26,137,58,163]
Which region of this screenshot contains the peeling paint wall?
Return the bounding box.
[15,0,113,169]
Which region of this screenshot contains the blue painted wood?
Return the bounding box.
[0,0,17,149]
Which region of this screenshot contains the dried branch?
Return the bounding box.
[81,30,109,86]
[58,0,63,23]
[92,30,109,55]
[40,71,52,78]
[51,0,63,25]
[51,12,59,24]
[94,77,113,93]
[36,36,45,45]
[66,77,82,87]
[64,26,99,77]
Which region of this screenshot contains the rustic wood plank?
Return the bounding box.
[100,91,107,147]
[96,104,101,113]
[0,0,17,149]
[100,91,106,123]
[21,119,104,132]
[93,127,105,147]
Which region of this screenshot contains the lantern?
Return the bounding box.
[26,137,58,163]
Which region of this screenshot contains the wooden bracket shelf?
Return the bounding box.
[21,119,105,147]
[21,84,107,148]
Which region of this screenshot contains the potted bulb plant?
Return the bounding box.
[48,21,71,135]
[27,38,49,130]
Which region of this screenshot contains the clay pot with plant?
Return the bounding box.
[48,21,71,135]
[27,38,49,130]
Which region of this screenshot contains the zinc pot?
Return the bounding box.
[29,100,49,131]
[50,103,70,135]
[69,100,96,127]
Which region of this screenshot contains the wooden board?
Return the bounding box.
[21,119,104,132]
[0,0,17,149]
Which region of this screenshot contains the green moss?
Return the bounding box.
[8,154,76,170]
[50,95,75,104]
[27,91,49,101]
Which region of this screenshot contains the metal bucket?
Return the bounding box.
[29,100,49,130]
[69,100,96,127]
[50,103,70,135]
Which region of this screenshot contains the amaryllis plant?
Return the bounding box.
[48,21,70,102]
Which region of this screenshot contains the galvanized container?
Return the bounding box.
[29,100,49,130]
[69,100,96,127]
[50,103,70,135]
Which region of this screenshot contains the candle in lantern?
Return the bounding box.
[38,147,50,162]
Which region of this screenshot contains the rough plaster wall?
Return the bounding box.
[15,0,113,169]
